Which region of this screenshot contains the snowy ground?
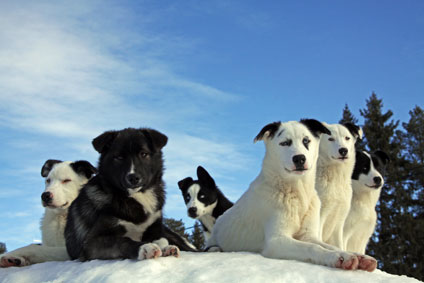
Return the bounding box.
[0,252,420,283]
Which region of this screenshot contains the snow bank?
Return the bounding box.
[0,252,420,283]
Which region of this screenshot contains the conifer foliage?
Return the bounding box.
[342,93,423,281]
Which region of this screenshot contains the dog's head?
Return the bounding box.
[178,166,218,219]
[352,150,389,192]
[92,127,168,195]
[254,119,330,178]
[41,159,97,210]
[319,123,362,164]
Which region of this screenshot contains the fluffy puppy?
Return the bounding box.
[0,160,96,267]
[343,150,389,253]
[65,128,196,262]
[178,166,233,242]
[315,123,362,249]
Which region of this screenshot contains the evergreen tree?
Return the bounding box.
[0,242,6,254]
[396,106,424,280]
[358,93,419,279]
[189,221,205,250]
[163,218,191,240]
[339,104,359,125]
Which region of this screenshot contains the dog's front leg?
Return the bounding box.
[262,216,359,270]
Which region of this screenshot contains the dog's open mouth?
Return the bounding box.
[286,168,308,174]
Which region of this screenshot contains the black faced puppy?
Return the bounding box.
[178,166,233,242]
[65,128,196,262]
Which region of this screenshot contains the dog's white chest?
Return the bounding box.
[119,210,162,242]
[199,214,215,233]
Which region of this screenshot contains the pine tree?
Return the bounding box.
[163,218,191,240]
[0,242,6,254]
[396,106,424,280]
[339,104,359,125]
[189,221,205,250]
[358,93,417,278]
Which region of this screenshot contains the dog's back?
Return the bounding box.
[343,150,389,253]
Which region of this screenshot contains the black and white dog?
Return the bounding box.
[343,150,389,254]
[178,166,233,241]
[0,159,96,267]
[65,128,196,262]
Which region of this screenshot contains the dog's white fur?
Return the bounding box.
[343,152,384,254]
[315,123,361,249]
[0,162,90,267]
[207,121,376,270]
[186,184,217,241]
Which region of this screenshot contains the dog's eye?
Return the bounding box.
[280,140,292,146]
[328,137,335,142]
[302,137,310,145]
[185,195,190,201]
[46,179,51,184]
[199,194,205,199]
[114,156,124,161]
[62,179,71,184]
[140,152,149,158]
[345,137,351,141]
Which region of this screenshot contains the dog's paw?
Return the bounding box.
[356,254,377,272]
[0,255,29,267]
[138,243,162,260]
[334,252,359,270]
[162,245,180,258]
[204,245,222,252]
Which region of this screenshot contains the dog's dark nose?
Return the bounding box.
[188,207,197,218]
[339,148,348,157]
[373,177,382,187]
[41,192,53,203]
[292,155,306,169]
[125,173,141,187]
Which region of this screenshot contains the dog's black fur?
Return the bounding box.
[65,128,196,261]
[178,166,233,236]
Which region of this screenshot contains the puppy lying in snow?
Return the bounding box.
[0,160,96,267]
[207,119,376,272]
[315,123,362,249]
[343,150,389,254]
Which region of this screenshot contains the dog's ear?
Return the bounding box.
[254,122,281,143]
[374,150,390,166]
[41,159,62,177]
[343,123,363,140]
[300,119,331,138]
[178,177,193,191]
[71,161,97,179]
[144,129,168,150]
[197,166,216,188]
[92,131,118,154]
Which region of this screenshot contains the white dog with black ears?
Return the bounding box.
[315,123,362,250]
[0,159,96,267]
[207,119,376,271]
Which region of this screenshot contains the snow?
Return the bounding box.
[0,252,420,283]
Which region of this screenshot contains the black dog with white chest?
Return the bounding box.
[178,166,233,241]
[65,127,196,261]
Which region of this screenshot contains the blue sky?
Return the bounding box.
[0,0,423,251]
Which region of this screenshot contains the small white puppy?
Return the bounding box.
[316,123,362,249]
[343,150,389,253]
[0,160,96,267]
